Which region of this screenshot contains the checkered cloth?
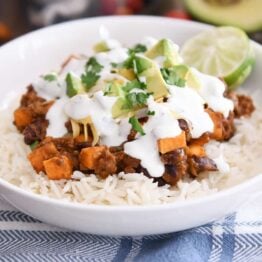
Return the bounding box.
[0,194,261,261]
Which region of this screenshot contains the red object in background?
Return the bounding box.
[127,0,144,12]
[165,10,191,20]
[115,6,133,15]
[101,0,118,15]
[101,0,144,15]
[0,22,12,42]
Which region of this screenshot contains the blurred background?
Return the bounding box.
[0,0,261,45]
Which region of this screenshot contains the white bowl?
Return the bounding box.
[0,16,261,236]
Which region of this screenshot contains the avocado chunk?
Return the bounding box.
[145,39,181,68]
[161,64,202,90]
[185,0,262,33]
[111,79,149,118]
[134,56,169,99]
[104,79,124,97]
[93,41,110,53]
[66,73,84,97]
[111,97,132,118]
[111,56,169,118]
[117,68,136,81]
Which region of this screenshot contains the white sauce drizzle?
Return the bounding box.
[124,97,182,177]
[33,77,65,100]
[64,92,130,146]
[191,68,234,117]
[167,86,214,138]
[46,97,69,137]
[95,48,129,68]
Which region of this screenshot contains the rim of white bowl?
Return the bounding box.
[0,15,261,212]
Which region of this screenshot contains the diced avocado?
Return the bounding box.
[186,69,202,90]
[134,56,169,99]
[161,64,202,90]
[93,41,110,53]
[111,97,131,118]
[184,0,262,33]
[172,65,202,90]
[145,39,181,68]
[172,65,189,79]
[66,73,84,97]
[104,79,124,97]
[118,68,136,81]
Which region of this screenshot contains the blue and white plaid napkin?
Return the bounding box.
[0,195,261,262]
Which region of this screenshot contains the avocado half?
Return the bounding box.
[184,0,262,33]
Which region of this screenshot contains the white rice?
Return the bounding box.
[0,98,261,206]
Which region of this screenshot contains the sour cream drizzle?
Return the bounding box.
[64,92,131,146]
[191,68,234,117]
[124,97,182,177]
[167,86,214,138]
[46,97,69,137]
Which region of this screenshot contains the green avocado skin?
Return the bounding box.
[185,0,262,33]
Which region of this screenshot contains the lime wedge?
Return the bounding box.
[181,26,255,90]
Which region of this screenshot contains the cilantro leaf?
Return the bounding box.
[43,73,57,82]
[81,72,100,91]
[122,79,146,93]
[129,116,145,136]
[81,57,104,91]
[147,110,155,116]
[161,68,186,87]
[85,57,103,73]
[111,62,118,68]
[123,92,149,110]
[123,44,147,69]
[30,141,39,150]
[123,55,136,69]
[128,44,147,55]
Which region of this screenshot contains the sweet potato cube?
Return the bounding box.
[186,144,206,157]
[28,142,59,173]
[158,131,186,154]
[79,146,105,170]
[14,107,33,130]
[43,155,73,180]
[189,133,210,146]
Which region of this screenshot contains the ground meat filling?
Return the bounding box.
[23,118,49,145]
[94,149,117,179]
[161,149,188,185]
[188,156,217,177]
[14,86,53,140]
[13,87,255,186]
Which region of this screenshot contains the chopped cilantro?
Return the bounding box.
[147,110,155,116]
[123,92,149,110]
[129,116,145,136]
[122,79,146,93]
[128,44,147,55]
[43,73,57,82]
[123,55,136,69]
[161,68,186,87]
[81,72,100,91]
[30,141,39,150]
[85,57,103,73]
[111,62,118,68]
[122,44,147,69]
[81,57,103,91]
